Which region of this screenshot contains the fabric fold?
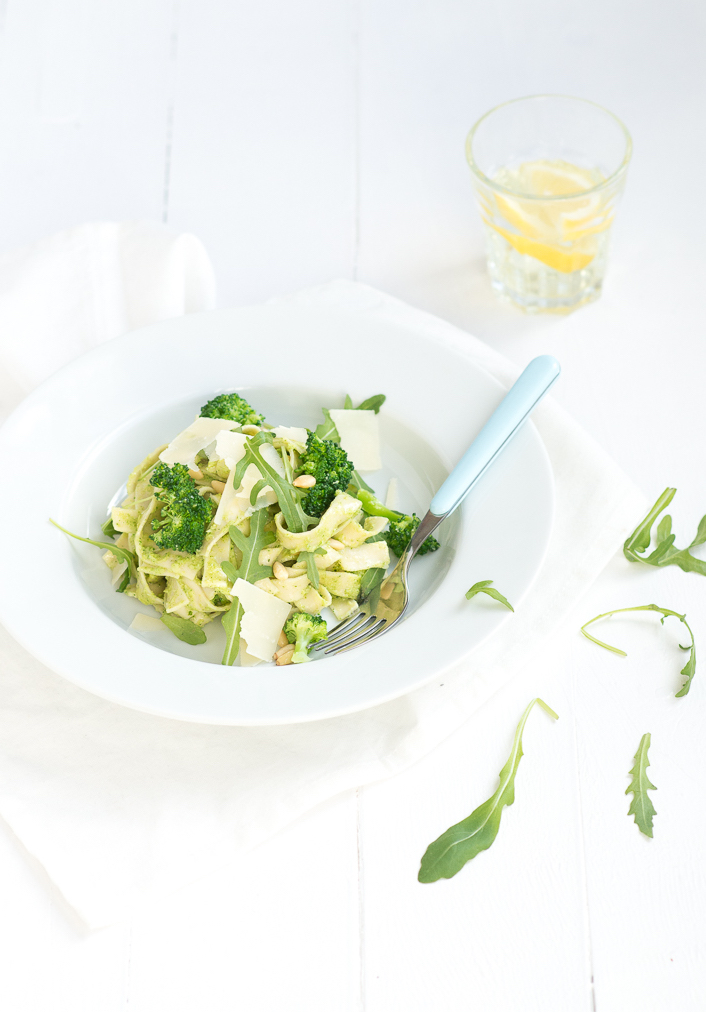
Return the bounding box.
[0,221,216,419]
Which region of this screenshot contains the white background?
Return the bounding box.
[1,1,705,1009]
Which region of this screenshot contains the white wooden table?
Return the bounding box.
[1,2,705,1009]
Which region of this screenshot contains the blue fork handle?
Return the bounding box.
[429,355,560,518]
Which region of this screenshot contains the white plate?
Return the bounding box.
[0,304,553,724]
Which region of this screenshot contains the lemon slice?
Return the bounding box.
[490,223,595,273]
[559,199,612,240]
[488,160,608,268]
[499,159,602,197]
[494,194,547,239]
[517,159,598,195]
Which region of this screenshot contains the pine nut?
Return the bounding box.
[273,561,289,580]
[327,539,343,550]
[211,480,226,493]
[275,644,295,665]
[293,474,316,488]
[242,424,260,435]
[277,630,289,648]
[188,468,203,480]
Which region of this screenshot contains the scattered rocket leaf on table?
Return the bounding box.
[581,604,696,697]
[418,698,558,883]
[624,488,706,575]
[626,733,657,838]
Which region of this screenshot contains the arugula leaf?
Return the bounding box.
[355,394,386,413]
[49,518,137,593]
[340,393,386,414]
[160,613,207,645]
[581,603,696,697]
[316,392,386,441]
[226,516,275,583]
[624,488,706,575]
[624,488,676,559]
[232,431,316,534]
[220,509,275,666]
[418,698,558,883]
[359,566,386,610]
[298,547,327,589]
[314,408,339,442]
[691,514,706,547]
[626,732,657,838]
[356,532,390,607]
[348,470,374,494]
[221,601,244,666]
[465,580,514,612]
[101,516,119,538]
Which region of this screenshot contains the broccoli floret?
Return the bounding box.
[150,462,212,554]
[284,612,328,663]
[199,392,264,426]
[386,514,439,557]
[297,431,354,518]
[356,489,440,558]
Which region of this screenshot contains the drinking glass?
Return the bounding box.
[466,95,632,313]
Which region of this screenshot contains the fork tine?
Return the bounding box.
[324,617,387,655]
[312,611,369,650]
[322,614,378,650]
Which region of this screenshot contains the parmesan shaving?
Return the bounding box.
[385,477,398,511]
[232,578,292,662]
[211,430,247,469]
[328,409,381,471]
[272,425,308,450]
[159,417,239,469]
[111,561,128,586]
[213,464,243,527]
[237,642,263,667]
[129,613,166,634]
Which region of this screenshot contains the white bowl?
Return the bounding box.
[0,304,553,724]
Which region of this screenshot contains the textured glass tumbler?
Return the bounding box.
[466,95,632,313]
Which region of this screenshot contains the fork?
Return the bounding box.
[315,355,561,656]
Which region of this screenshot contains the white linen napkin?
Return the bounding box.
[0,231,645,929]
[0,221,216,419]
